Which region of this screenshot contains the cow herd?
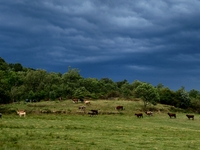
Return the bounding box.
[166,113,194,120]
[134,111,194,120]
[0,100,196,120]
[73,99,195,120]
[72,98,90,105]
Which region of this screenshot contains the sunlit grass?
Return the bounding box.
[0,100,199,149]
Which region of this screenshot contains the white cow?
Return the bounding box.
[84,101,91,105]
[145,111,153,116]
[17,110,26,117]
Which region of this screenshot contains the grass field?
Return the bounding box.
[0,100,200,150]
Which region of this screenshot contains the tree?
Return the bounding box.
[116,79,128,88]
[135,83,160,108]
[121,82,133,99]
[176,87,191,109]
[156,83,164,89]
[44,72,62,99]
[0,70,12,103]
[99,78,118,98]
[80,78,100,94]
[131,80,143,89]
[189,89,200,100]
[0,57,9,71]
[0,87,11,104]
[62,67,83,98]
[74,87,90,98]
[99,78,118,92]
[24,69,47,92]
[158,87,176,106]
[9,63,23,72]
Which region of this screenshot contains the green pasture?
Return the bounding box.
[0,100,200,150]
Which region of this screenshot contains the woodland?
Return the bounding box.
[0,57,200,112]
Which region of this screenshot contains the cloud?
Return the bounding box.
[127,65,155,71]
[0,0,200,90]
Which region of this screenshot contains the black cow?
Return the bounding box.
[88,112,97,117]
[90,110,98,115]
[135,113,143,118]
[79,98,84,103]
[0,113,2,119]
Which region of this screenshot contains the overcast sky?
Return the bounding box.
[0,0,200,91]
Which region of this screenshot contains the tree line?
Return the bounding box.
[0,57,200,112]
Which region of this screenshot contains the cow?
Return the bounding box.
[0,113,2,119]
[32,99,37,102]
[25,99,30,103]
[90,110,98,115]
[17,110,26,117]
[72,98,78,103]
[135,113,143,118]
[116,106,124,111]
[88,112,96,116]
[84,101,91,105]
[186,114,194,120]
[79,106,86,109]
[167,113,176,118]
[79,98,84,103]
[88,110,98,117]
[79,106,86,111]
[145,111,153,116]
[78,105,86,114]
[58,97,62,101]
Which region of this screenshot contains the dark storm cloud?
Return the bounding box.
[0,0,200,90]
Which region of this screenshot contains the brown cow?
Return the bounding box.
[145,111,153,116]
[116,106,124,111]
[186,114,194,120]
[168,113,176,118]
[135,113,143,118]
[72,98,78,103]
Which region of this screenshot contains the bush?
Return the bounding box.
[189,99,200,113]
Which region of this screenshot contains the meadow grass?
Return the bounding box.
[0,100,200,150]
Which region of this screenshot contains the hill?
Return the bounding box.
[0,99,199,150]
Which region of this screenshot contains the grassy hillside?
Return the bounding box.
[0,99,199,150]
[0,98,184,115]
